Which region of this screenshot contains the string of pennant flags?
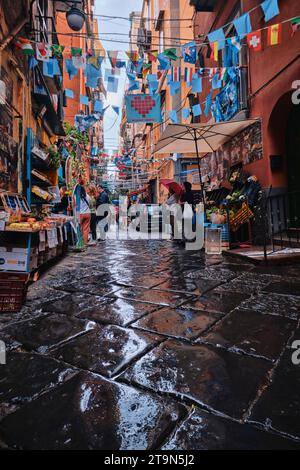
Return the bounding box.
[13,0,300,127]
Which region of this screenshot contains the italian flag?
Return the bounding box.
[291,16,300,36]
[267,23,282,46]
[15,38,34,55]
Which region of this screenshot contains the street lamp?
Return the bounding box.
[66,4,86,31]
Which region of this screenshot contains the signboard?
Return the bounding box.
[125,94,162,123]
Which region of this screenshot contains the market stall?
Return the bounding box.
[0,191,71,312]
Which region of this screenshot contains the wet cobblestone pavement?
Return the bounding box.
[0,240,300,450]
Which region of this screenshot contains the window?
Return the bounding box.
[159,29,164,53]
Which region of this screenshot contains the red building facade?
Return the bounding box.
[192,0,300,202]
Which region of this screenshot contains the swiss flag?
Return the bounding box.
[247,31,262,51]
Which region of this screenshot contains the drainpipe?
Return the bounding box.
[0,0,35,52]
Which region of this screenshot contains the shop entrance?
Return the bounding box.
[286,104,300,227]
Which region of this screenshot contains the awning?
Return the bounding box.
[154,119,260,155]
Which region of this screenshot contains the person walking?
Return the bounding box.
[96,185,110,239]
[79,184,91,244]
[166,188,179,239]
[89,185,99,243]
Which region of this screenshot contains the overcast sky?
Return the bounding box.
[94,0,143,153]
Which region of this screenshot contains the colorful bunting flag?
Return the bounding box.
[261,0,279,23]
[192,104,202,117]
[94,100,103,113]
[267,23,282,46]
[212,73,222,90]
[148,51,158,62]
[126,51,139,62]
[184,67,194,84]
[107,75,119,93]
[72,55,86,69]
[36,42,52,61]
[65,59,78,80]
[51,44,65,57]
[208,28,226,50]
[227,36,242,51]
[233,13,252,38]
[171,66,181,82]
[65,89,74,99]
[170,82,180,96]
[211,42,219,61]
[163,48,178,61]
[28,56,38,69]
[168,110,178,123]
[291,17,300,36]
[80,95,89,105]
[220,67,228,81]
[112,106,120,115]
[15,38,34,55]
[182,108,190,120]
[247,31,262,51]
[204,92,212,117]
[108,51,118,68]
[182,41,197,64]
[71,47,82,57]
[157,53,170,70]
[192,75,202,93]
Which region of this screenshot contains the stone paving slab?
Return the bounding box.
[248,347,300,439]
[132,307,222,340]
[2,314,96,353]
[262,281,300,297]
[76,297,161,326]
[161,409,300,450]
[115,287,193,307]
[153,276,223,295]
[0,372,186,450]
[40,292,108,316]
[49,325,162,377]
[200,308,297,361]
[239,293,300,320]
[55,279,120,297]
[181,291,248,314]
[120,339,273,420]
[112,274,169,289]
[0,352,78,419]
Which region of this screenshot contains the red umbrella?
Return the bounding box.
[160,179,183,196]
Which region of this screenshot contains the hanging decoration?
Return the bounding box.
[125,94,162,123]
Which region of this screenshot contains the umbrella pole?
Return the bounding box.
[194,131,205,207]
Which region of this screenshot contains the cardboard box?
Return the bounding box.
[0,251,37,272]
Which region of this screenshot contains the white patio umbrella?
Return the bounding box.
[154,118,260,202]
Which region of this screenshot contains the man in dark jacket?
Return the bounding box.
[96,185,110,238]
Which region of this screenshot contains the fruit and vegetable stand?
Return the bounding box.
[0,191,71,312]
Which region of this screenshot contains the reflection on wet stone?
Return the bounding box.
[182,291,248,314]
[50,325,162,376]
[201,309,297,361]
[77,297,160,326]
[162,409,300,450]
[133,307,221,340]
[120,340,272,420]
[239,293,300,320]
[249,349,300,439]
[0,372,186,450]
[0,352,78,418]
[2,315,96,353]
[115,288,192,307]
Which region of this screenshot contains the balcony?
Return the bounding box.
[189,0,217,12]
